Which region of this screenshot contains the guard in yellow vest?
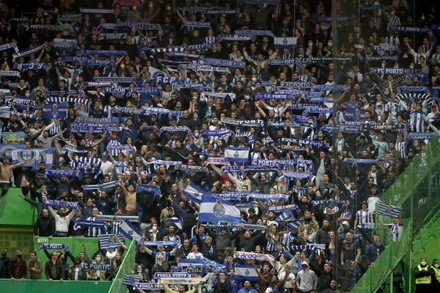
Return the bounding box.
[431,259,440,291]
[414,257,432,293]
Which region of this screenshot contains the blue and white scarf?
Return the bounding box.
[58,14,82,22]
[73,219,108,233]
[79,8,114,14]
[342,158,378,164]
[10,96,36,107]
[45,199,79,210]
[122,274,142,286]
[140,107,182,117]
[147,159,182,166]
[221,118,264,127]
[126,87,161,96]
[234,251,273,261]
[76,117,121,124]
[303,106,333,114]
[370,68,410,75]
[82,59,114,66]
[214,192,250,201]
[95,215,139,223]
[182,21,212,28]
[407,132,435,140]
[267,58,300,66]
[98,33,127,40]
[157,126,193,136]
[235,202,258,209]
[0,70,20,77]
[255,93,292,100]
[184,43,210,51]
[202,92,236,99]
[38,243,70,252]
[70,123,106,134]
[72,156,102,167]
[82,180,120,191]
[143,241,177,247]
[200,129,231,137]
[46,96,89,104]
[291,244,326,251]
[84,50,127,56]
[216,34,255,42]
[282,171,312,179]
[166,52,200,59]
[178,165,206,172]
[309,97,335,104]
[268,204,300,213]
[13,63,49,71]
[94,77,135,83]
[248,193,288,201]
[98,234,125,249]
[106,144,135,154]
[235,29,274,37]
[280,81,315,89]
[81,263,110,270]
[392,26,430,33]
[61,146,88,154]
[0,43,18,53]
[46,169,81,178]
[134,283,164,290]
[200,58,246,68]
[205,7,237,15]
[206,157,229,165]
[150,47,185,55]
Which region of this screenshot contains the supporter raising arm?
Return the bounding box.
[47,206,76,237]
[119,179,137,216]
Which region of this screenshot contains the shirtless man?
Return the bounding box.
[0,157,32,197]
[120,180,137,216]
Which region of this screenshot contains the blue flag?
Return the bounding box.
[234,264,259,281]
[199,194,241,224]
[377,199,401,218]
[224,147,249,163]
[136,184,161,196]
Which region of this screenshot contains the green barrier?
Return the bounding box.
[33,237,100,279]
[353,137,440,292]
[0,188,35,225]
[409,208,440,292]
[0,279,111,293]
[108,239,136,293]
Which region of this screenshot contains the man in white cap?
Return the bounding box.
[296,261,317,293]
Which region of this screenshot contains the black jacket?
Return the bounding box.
[34,215,55,237]
[213,280,232,293]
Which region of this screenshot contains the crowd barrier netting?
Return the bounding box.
[353,136,440,292]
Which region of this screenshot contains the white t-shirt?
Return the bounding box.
[367,196,379,214]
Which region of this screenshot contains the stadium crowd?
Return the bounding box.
[0,0,439,292]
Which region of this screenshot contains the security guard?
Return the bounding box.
[431,259,440,291]
[414,257,432,292]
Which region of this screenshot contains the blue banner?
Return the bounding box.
[11,147,53,169]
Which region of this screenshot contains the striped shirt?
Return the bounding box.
[388,223,403,242]
[107,139,122,156]
[49,121,62,136]
[356,209,373,228]
[86,216,104,237]
[395,140,406,158]
[409,110,426,132]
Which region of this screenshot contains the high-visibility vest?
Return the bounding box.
[415,265,431,284]
[432,266,440,283]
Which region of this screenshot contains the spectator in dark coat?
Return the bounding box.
[9,250,27,279]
